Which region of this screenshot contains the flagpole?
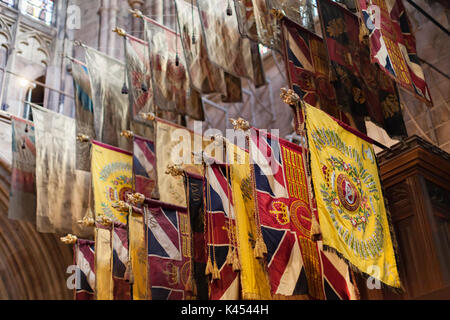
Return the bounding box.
[129,9,180,37]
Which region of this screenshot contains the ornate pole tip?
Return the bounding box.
[96,214,113,226]
[140,112,156,121]
[112,27,127,37]
[127,193,145,206]
[229,117,250,131]
[280,88,300,106]
[129,8,143,18]
[77,215,95,227]
[60,234,77,244]
[120,130,134,139]
[76,134,90,143]
[112,201,131,213]
[270,8,285,20]
[165,164,184,177]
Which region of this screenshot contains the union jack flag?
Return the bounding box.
[133,135,157,199]
[74,239,95,300]
[145,200,193,300]
[250,128,309,298]
[112,223,130,300]
[204,164,240,300]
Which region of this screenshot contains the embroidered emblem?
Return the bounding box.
[269,201,290,225]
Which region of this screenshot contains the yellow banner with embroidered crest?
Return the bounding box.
[305,103,400,288]
[226,140,272,300]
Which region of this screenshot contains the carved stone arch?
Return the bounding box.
[16,30,52,67]
[0,15,14,51]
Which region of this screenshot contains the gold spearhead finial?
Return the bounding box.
[270,8,285,20]
[140,112,156,121]
[113,27,127,37]
[77,214,95,227]
[121,130,134,139]
[112,201,132,213]
[127,193,145,206]
[96,214,113,226]
[229,117,250,131]
[280,88,300,106]
[129,8,143,19]
[165,164,184,177]
[76,134,90,143]
[60,234,78,244]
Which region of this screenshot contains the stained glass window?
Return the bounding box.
[20,0,55,26]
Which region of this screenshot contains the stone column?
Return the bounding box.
[108,0,119,56]
[128,0,144,37]
[98,0,110,53]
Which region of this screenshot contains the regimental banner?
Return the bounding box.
[129,208,149,300]
[72,62,95,171]
[226,141,272,300]
[8,116,36,223]
[74,239,95,300]
[91,140,133,224]
[221,72,243,103]
[85,47,132,151]
[249,128,316,299]
[197,0,256,83]
[358,0,432,105]
[235,0,281,50]
[183,172,208,300]
[281,17,340,120]
[305,103,401,288]
[125,37,155,139]
[174,0,227,95]
[112,223,131,300]
[145,200,193,300]
[155,119,207,207]
[32,106,92,237]
[145,19,204,121]
[317,0,407,138]
[95,226,113,300]
[133,135,157,199]
[204,164,240,300]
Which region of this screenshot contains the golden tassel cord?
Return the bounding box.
[253,235,267,259]
[212,261,221,280]
[205,257,213,276]
[225,247,234,265]
[231,249,241,272]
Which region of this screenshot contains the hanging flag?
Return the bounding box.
[95,225,113,300]
[221,72,243,103]
[74,239,95,300]
[8,116,36,223]
[85,47,131,151]
[145,199,194,300]
[91,140,133,224]
[155,119,205,207]
[267,0,312,27]
[133,135,157,199]
[204,163,240,300]
[183,171,208,300]
[249,127,314,299]
[129,207,149,300]
[305,103,401,289]
[145,19,204,121]
[113,223,131,300]
[32,106,92,237]
[235,0,281,50]
[72,62,95,172]
[197,0,264,86]
[226,140,272,300]
[281,17,341,119]
[358,0,432,105]
[317,0,407,138]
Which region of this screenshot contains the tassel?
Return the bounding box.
[226,2,232,16]
[21,140,26,150]
[253,235,267,259]
[232,249,241,272]
[225,247,233,265]
[311,212,322,241]
[121,82,129,94]
[124,261,134,284]
[185,275,192,293]
[24,124,28,133]
[175,54,180,67]
[192,33,196,44]
[141,82,148,92]
[205,257,213,276]
[212,261,221,280]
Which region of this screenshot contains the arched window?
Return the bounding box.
[20,0,55,26]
